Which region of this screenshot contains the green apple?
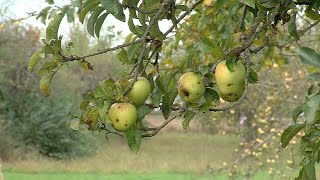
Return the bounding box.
[128,77,152,105]
[108,103,137,132]
[178,72,205,102]
[215,60,246,102]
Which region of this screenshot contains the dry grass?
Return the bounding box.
[4,133,237,173]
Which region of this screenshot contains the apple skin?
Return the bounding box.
[215,60,246,102]
[128,77,152,106]
[178,72,205,102]
[108,103,137,132]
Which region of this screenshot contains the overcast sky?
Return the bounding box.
[2,0,131,36]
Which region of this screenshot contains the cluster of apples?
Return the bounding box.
[107,60,246,132]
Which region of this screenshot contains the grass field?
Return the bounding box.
[3,132,320,180]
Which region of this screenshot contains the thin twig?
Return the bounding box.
[142,114,181,138]
[61,39,142,61]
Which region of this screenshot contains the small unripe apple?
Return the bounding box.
[215,60,246,102]
[108,103,137,132]
[127,77,152,105]
[178,72,205,102]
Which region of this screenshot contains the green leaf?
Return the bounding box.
[87,6,105,37]
[150,22,165,40]
[182,111,197,129]
[241,0,255,8]
[46,13,65,40]
[128,16,141,36]
[288,13,300,40]
[78,59,93,70]
[127,43,142,62]
[100,0,126,22]
[98,100,111,123]
[226,59,235,72]
[204,88,220,102]
[281,123,306,148]
[28,49,44,72]
[125,126,141,153]
[248,68,258,83]
[308,73,320,81]
[137,105,152,119]
[38,61,58,76]
[292,105,304,124]
[80,100,90,111]
[86,107,99,130]
[304,160,316,180]
[95,13,109,38]
[162,89,178,119]
[79,0,99,23]
[45,0,54,4]
[117,49,129,64]
[175,5,189,12]
[304,95,320,124]
[39,70,56,97]
[296,47,320,67]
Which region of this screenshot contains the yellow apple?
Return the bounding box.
[108,103,137,132]
[215,60,246,102]
[178,72,205,102]
[128,77,152,105]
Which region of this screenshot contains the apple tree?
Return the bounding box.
[28,0,320,178]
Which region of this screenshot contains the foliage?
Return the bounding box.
[27,0,320,178]
[0,24,95,159]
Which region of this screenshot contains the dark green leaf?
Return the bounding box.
[308,73,320,81]
[249,68,258,83]
[137,105,152,119]
[204,88,220,102]
[150,22,165,40]
[304,160,316,180]
[304,95,320,124]
[79,0,99,23]
[288,13,300,40]
[292,105,304,124]
[175,5,189,12]
[87,6,105,37]
[46,13,65,40]
[281,123,306,148]
[127,43,142,62]
[296,47,320,67]
[117,49,129,64]
[101,0,126,22]
[128,16,141,36]
[242,0,255,8]
[125,126,141,153]
[80,100,90,111]
[182,111,197,129]
[162,89,178,119]
[95,13,109,38]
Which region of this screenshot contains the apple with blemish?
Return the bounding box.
[215,60,246,102]
[108,103,137,132]
[178,72,205,102]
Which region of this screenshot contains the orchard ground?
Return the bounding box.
[3,116,320,180]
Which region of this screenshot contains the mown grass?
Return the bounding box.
[3,132,320,179]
